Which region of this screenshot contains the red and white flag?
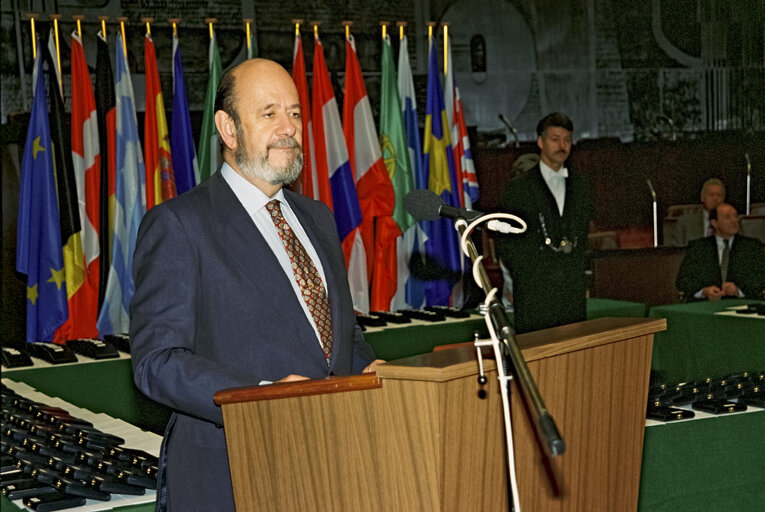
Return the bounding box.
[343,35,398,311]
[66,31,100,337]
[312,34,365,311]
[291,32,319,200]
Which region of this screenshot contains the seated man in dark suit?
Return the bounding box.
[130,59,382,511]
[676,203,765,300]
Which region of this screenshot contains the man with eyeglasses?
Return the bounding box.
[496,112,592,333]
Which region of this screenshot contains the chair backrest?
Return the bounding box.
[740,215,765,243]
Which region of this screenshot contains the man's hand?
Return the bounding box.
[275,374,310,383]
[362,359,386,374]
[701,285,724,301]
[721,282,740,296]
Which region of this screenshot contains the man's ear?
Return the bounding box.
[215,110,237,151]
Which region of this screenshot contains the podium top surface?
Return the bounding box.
[377,316,666,382]
[214,317,664,404]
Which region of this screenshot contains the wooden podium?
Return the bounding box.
[214,317,665,511]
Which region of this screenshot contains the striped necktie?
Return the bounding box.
[266,199,333,363]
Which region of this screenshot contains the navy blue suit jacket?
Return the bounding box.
[130,171,375,511]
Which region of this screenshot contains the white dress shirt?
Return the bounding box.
[539,160,569,216]
[221,163,328,346]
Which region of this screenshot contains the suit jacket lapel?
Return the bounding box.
[207,174,324,360]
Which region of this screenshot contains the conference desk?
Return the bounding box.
[648,299,765,385]
[3,299,646,511]
[639,409,765,512]
[639,298,765,512]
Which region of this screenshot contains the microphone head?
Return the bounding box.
[403,189,444,221]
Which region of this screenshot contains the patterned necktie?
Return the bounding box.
[266,199,333,363]
[720,238,730,282]
[706,224,714,237]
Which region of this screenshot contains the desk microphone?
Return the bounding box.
[404,189,483,222]
[403,190,517,233]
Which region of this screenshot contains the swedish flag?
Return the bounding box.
[421,38,462,305]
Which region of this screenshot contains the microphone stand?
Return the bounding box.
[647,179,658,247]
[452,213,565,512]
[745,153,751,215]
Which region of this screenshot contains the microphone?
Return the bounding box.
[404,189,483,222]
[498,114,519,148]
[403,190,519,234]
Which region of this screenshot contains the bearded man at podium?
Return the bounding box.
[130,59,380,511]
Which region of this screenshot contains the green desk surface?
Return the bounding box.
[639,410,765,512]
[648,299,765,384]
[366,297,646,360]
[5,358,171,435]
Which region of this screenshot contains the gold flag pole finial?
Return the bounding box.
[310,21,320,40]
[380,21,390,40]
[117,17,128,58]
[341,21,352,40]
[292,19,303,37]
[26,13,38,59]
[98,16,108,40]
[396,21,407,41]
[169,18,180,37]
[205,18,216,41]
[427,21,437,43]
[73,15,85,39]
[142,17,153,37]
[50,14,63,91]
[243,18,253,53]
[442,23,450,75]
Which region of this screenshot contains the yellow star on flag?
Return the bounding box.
[27,284,39,305]
[32,136,46,159]
[48,266,66,290]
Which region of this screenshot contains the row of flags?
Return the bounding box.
[291,28,479,311]
[16,25,478,344]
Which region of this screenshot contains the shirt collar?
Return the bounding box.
[715,234,734,249]
[221,162,286,216]
[539,159,569,180]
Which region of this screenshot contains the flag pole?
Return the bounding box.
[98,16,108,40]
[396,21,406,41]
[292,19,301,37]
[427,21,436,43]
[169,18,179,37]
[442,23,450,76]
[73,15,84,39]
[117,17,128,59]
[26,13,38,60]
[50,14,63,93]
[380,21,389,40]
[341,20,352,41]
[243,18,252,57]
[142,17,153,37]
[311,21,320,40]
[205,18,216,41]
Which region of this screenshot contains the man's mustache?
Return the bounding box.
[268,137,301,150]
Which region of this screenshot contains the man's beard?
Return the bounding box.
[235,135,303,186]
